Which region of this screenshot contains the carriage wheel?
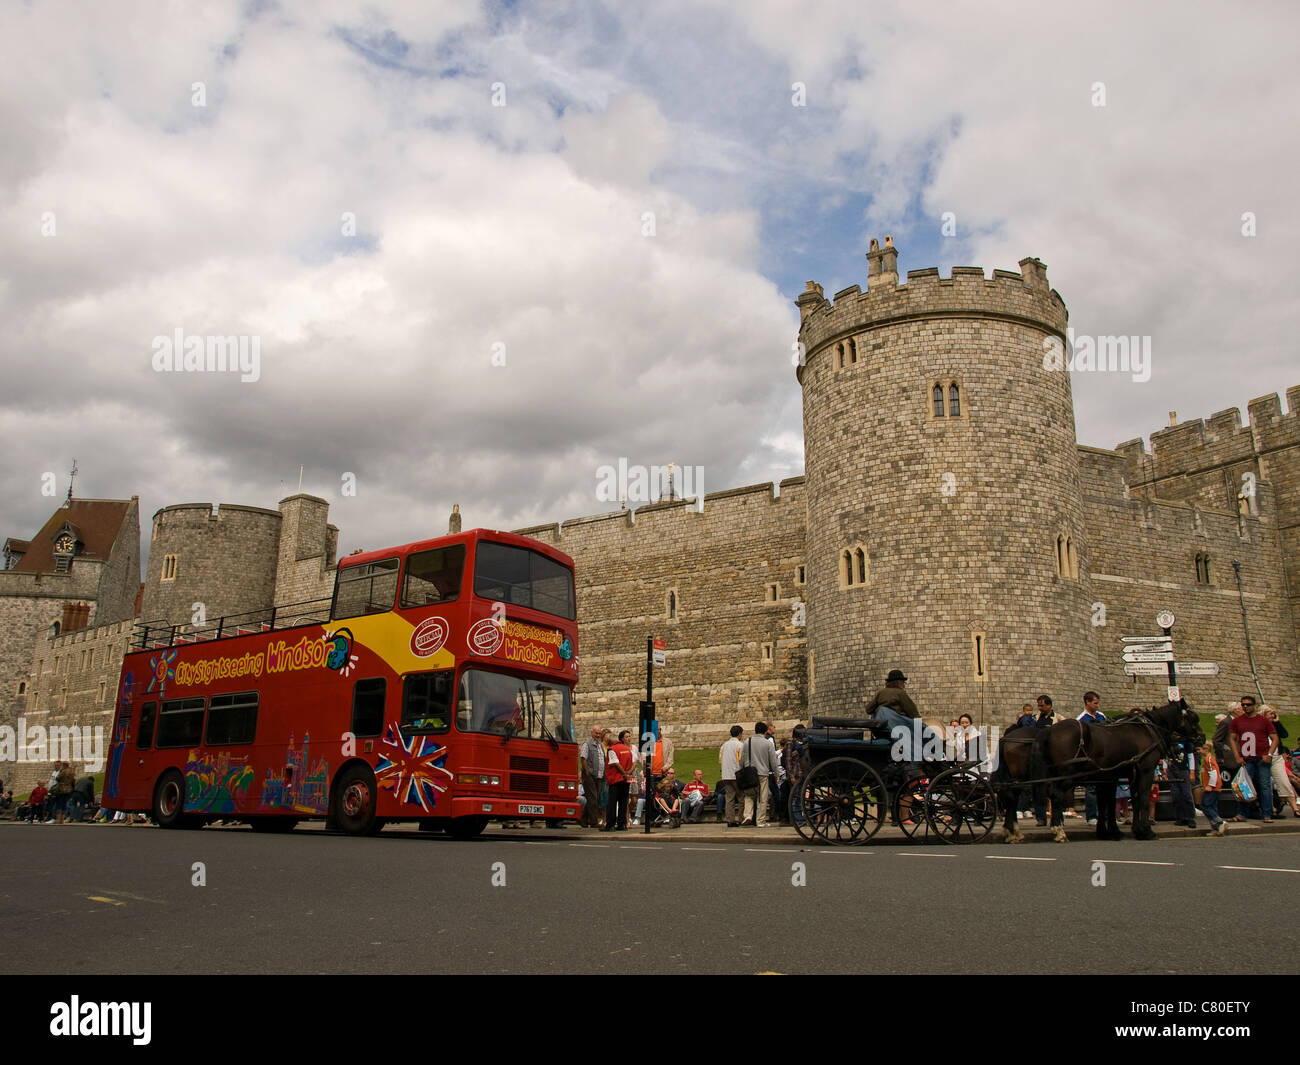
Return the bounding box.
[925,768,997,845]
[892,773,931,840]
[794,757,887,845]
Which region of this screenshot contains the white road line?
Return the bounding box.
[680,846,726,852]
[524,842,551,846]
[1218,865,1300,874]
[619,845,662,851]
[986,855,1056,862]
[1091,859,1177,866]
[745,848,800,853]
[569,843,610,848]
[896,852,956,858]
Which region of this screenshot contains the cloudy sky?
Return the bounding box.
[2,0,1296,563]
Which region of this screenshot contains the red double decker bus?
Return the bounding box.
[102,529,580,837]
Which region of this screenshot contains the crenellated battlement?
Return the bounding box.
[796,237,1068,374]
[1116,386,1300,487]
[515,477,807,548]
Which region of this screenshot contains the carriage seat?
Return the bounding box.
[810,715,893,738]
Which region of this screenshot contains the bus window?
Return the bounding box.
[351,678,386,738]
[156,697,206,748]
[206,692,259,746]
[137,701,157,750]
[401,545,465,609]
[332,558,400,619]
[402,671,453,733]
[456,668,573,742]
[472,542,575,620]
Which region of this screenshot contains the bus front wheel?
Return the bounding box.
[333,766,379,836]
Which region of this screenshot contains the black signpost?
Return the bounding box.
[640,636,660,835]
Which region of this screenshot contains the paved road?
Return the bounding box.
[3,822,1296,974]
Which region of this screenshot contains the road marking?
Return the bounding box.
[569,843,610,849]
[745,848,800,853]
[1218,865,1300,874]
[681,846,726,852]
[619,845,662,851]
[88,896,125,906]
[1091,859,1177,866]
[896,852,956,858]
[524,842,551,846]
[986,855,1056,862]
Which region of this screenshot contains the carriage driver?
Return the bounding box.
[865,669,941,766]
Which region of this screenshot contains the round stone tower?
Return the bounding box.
[797,237,1099,727]
[140,503,282,628]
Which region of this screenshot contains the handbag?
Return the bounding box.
[734,739,759,789]
[1231,768,1256,803]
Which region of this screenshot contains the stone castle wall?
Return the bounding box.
[1117,387,1300,651]
[516,479,807,747]
[6,618,137,794]
[1082,445,1299,715]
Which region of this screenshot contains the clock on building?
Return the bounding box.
[54,533,75,554]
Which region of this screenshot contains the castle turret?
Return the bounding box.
[141,503,282,628]
[797,239,1097,723]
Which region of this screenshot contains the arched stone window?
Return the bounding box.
[948,383,961,417]
[667,589,678,620]
[848,338,858,364]
[1195,553,1211,585]
[838,343,846,369]
[856,548,867,585]
[933,384,945,418]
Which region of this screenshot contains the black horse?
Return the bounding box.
[993,699,1204,843]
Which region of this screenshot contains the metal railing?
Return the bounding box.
[130,596,335,650]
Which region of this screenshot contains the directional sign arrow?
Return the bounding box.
[1122,636,1174,644]
[1122,651,1175,663]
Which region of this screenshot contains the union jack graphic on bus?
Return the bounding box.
[376,724,453,811]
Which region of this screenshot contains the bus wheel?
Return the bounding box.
[447,816,489,840]
[248,818,298,833]
[152,770,187,829]
[333,766,379,836]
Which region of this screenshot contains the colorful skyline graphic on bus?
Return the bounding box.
[259,733,329,814]
[186,749,255,812]
[376,724,452,811]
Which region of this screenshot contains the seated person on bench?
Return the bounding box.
[653,777,683,826]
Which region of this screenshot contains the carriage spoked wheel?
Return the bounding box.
[794,757,887,845]
[924,768,998,845]
[892,774,931,840]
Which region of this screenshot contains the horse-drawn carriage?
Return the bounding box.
[790,715,998,845]
[791,699,1203,845]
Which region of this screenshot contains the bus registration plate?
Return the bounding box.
[518,804,545,815]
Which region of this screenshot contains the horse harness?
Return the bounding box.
[1059,713,1172,776]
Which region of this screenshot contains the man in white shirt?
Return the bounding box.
[719,725,744,827]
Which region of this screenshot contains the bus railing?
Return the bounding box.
[130,596,336,650]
